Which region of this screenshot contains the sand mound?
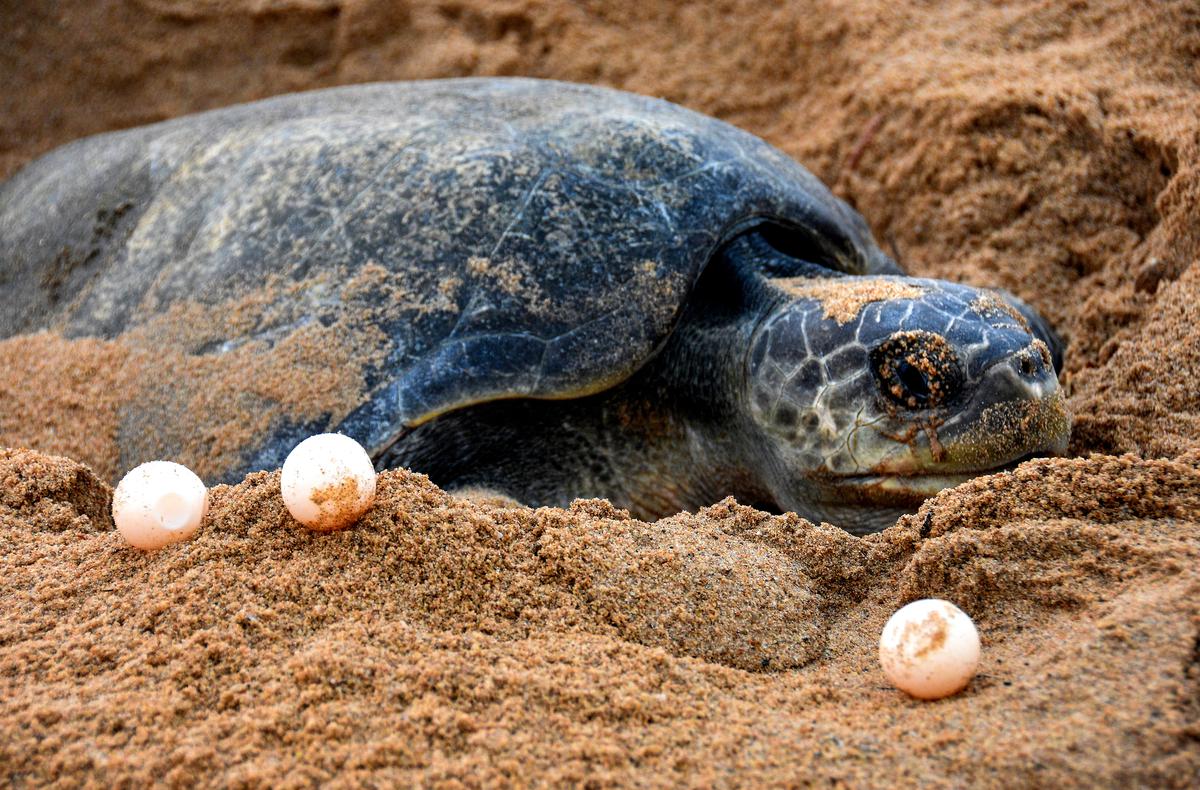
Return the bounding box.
[0,447,112,533]
[2,0,1200,784]
[1,447,1197,784]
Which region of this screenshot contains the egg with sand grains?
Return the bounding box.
[281,433,377,531]
[879,599,981,700]
[112,461,208,550]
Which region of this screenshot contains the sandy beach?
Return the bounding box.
[1,0,1198,785]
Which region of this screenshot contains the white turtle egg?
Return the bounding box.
[112,461,208,550]
[280,433,377,531]
[879,598,981,700]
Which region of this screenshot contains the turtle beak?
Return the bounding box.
[933,340,1070,467]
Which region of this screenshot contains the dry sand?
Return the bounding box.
[1,0,1199,785]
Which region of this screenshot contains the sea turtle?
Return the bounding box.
[0,78,1069,533]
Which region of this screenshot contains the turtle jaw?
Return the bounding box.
[864,391,1070,474]
[819,457,1037,510]
[810,446,1061,514]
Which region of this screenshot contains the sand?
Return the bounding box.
[1,0,1199,785]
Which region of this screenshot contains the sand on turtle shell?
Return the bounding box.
[2,0,1200,785]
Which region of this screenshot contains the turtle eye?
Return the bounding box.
[870,331,963,410]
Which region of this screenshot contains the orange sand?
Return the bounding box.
[1,0,1199,784]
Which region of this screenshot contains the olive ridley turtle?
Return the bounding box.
[0,79,1070,533]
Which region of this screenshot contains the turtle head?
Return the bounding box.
[745,273,1070,533]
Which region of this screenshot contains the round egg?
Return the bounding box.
[879,598,981,700]
[280,433,377,531]
[112,461,208,550]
